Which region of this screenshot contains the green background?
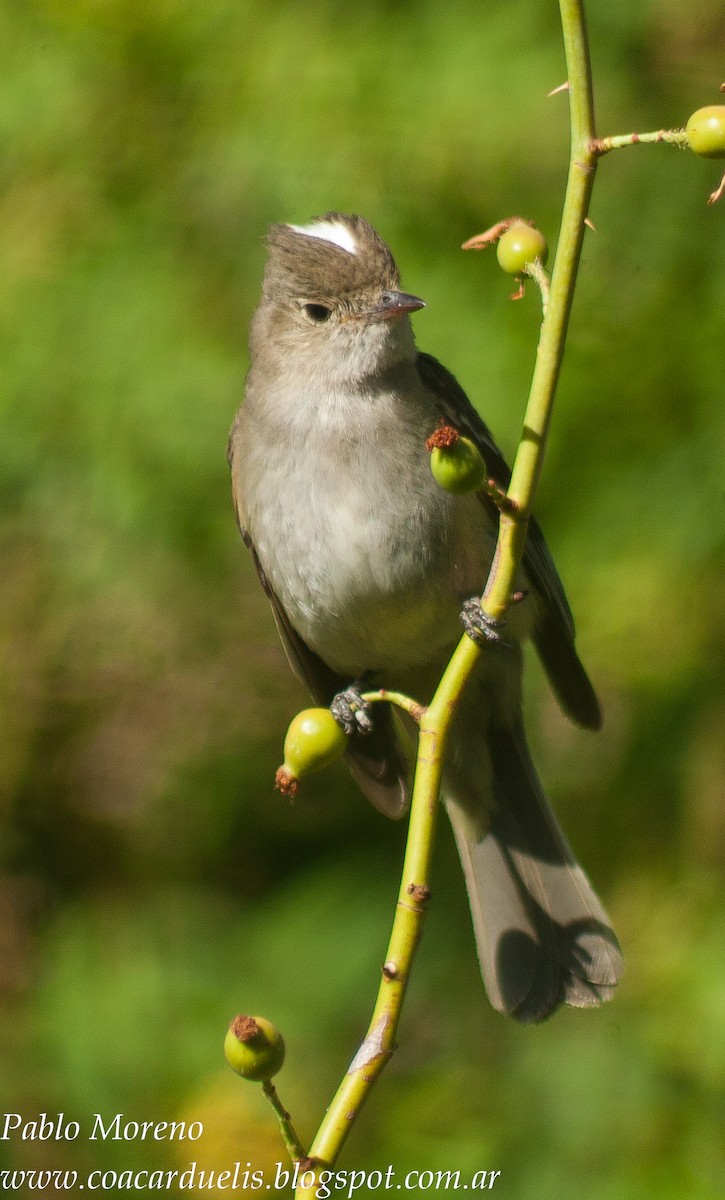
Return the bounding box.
[1,1,723,1196]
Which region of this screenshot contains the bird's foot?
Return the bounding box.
[460,597,512,648]
[330,685,374,736]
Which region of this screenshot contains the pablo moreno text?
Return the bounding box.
[0,1113,203,1142]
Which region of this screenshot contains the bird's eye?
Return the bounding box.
[302,303,332,323]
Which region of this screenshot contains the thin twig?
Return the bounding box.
[360,689,427,722]
[591,128,688,155]
[524,258,551,316]
[262,1081,307,1163]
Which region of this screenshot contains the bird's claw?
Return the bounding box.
[460,598,512,648]
[330,686,374,736]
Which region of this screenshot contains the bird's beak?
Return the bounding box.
[364,290,426,321]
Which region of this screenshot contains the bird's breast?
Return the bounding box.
[242,412,497,678]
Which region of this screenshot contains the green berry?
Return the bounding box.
[496,222,548,276]
[282,707,347,778]
[686,106,725,159]
[430,436,487,494]
[224,1015,285,1082]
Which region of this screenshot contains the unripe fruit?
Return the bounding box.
[496,222,548,276]
[224,1015,285,1082]
[686,106,725,159]
[430,435,487,494]
[282,707,347,778]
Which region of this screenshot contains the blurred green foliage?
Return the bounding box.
[1,1,724,1196]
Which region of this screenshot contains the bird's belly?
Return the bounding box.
[255,472,495,678]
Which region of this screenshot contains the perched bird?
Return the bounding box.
[228,213,622,1022]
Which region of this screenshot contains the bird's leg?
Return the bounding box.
[460,597,512,648]
[330,682,375,735]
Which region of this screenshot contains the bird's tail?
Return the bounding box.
[445,720,623,1023]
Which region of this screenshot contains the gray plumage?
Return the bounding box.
[229,212,622,1022]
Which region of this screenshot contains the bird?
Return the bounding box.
[228,212,623,1022]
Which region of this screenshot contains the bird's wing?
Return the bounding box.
[416,352,601,729]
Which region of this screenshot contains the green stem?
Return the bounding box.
[294,3,599,1194]
[593,128,688,155]
[484,0,597,619]
[524,258,551,316]
[262,1081,307,1163]
[360,689,426,722]
[298,712,446,1184]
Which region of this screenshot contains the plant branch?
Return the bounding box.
[524,258,551,315]
[360,689,426,722]
[592,128,688,155]
[296,704,445,1196]
[262,1081,307,1163]
[484,0,597,620]
[294,3,599,1193]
